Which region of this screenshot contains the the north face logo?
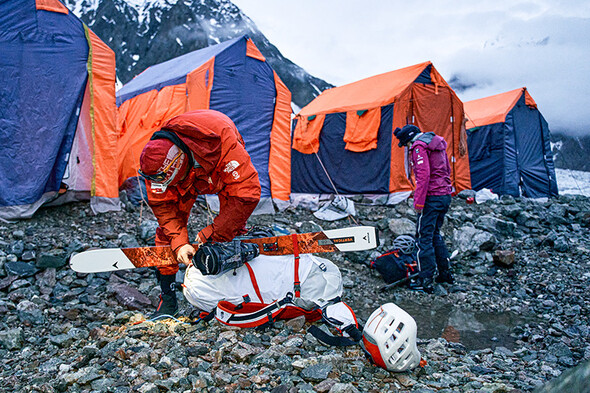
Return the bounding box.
[224,160,240,173]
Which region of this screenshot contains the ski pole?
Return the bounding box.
[379,273,419,292]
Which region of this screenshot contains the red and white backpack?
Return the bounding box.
[182,253,361,345]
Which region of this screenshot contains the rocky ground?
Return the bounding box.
[0,192,589,393]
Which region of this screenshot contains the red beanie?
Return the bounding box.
[139,139,188,191]
[139,139,176,175]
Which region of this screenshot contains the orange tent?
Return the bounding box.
[465,87,537,129]
[116,36,291,212]
[464,87,558,197]
[291,61,470,201]
[0,0,118,220]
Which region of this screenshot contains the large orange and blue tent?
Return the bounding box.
[291,61,470,202]
[116,35,291,212]
[464,87,558,198]
[0,0,119,221]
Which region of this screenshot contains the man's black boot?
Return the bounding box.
[151,272,178,318]
[436,270,455,284]
[408,276,434,294]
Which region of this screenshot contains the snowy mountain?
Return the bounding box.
[551,133,590,172]
[63,0,332,108]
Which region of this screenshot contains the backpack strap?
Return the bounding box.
[309,301,363,347]
[292,234,301,298]
[215,292,294,328]
[308,325,362,347]
[243,262,263,303]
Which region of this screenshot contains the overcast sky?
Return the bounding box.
[233,0,590,135]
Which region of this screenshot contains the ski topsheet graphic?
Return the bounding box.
[70,226,378,273]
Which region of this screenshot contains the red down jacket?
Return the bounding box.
[146,110,261,272]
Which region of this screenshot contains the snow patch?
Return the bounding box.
[556,168,590,197]
[101,15,116,24]
[65,0,100,18]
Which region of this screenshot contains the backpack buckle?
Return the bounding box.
[262,242,279,252]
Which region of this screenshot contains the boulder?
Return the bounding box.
[36,249,66,269]
[119,233,140,248]
[4,261,37,277]
[0,328,24,350]
[388,218,415,237]
[493,250,515,267]
[17,300,46,325]
[453,224,497,254]
[456,189,476,199]
[476,215,517,236]
[554,237,570,253]
[139,220,159,241]
[109,283,152,310]
[535,360,590,393]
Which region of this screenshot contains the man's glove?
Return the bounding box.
[194,240,259,276]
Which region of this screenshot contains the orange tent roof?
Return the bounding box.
[298,61,437,116]
[464,87,537,129]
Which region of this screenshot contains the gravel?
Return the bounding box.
[0,193,589,392]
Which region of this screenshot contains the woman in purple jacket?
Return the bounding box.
[394,124,454,293]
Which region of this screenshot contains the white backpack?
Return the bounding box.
[183,253,361,344]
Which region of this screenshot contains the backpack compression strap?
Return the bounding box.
[292,234,301,298]
[215,292,294,328]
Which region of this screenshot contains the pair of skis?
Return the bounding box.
[70,226,379,273]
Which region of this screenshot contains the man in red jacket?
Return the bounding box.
[138,110,261,317]
[394,124,454,294]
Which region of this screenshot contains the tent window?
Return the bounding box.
[293,114,326,154]
[343,107,381,152]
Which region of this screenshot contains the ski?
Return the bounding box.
[70,226,379,273]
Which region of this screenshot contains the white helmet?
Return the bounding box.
[362,303,421,372]
[392,235,416,255]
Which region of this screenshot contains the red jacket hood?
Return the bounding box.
[161,110,244,173]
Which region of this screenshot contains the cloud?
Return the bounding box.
[233,0,590,134]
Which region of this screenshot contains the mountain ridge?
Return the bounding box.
[63,0,333,109]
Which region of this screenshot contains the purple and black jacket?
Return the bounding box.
[410,132,453,209]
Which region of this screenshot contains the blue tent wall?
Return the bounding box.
[467,93,558,198]
[466,123,505,193]
[291,104,394,194]
[209,38,276,199]
[0,0,88,210]
[510,96,558,198]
